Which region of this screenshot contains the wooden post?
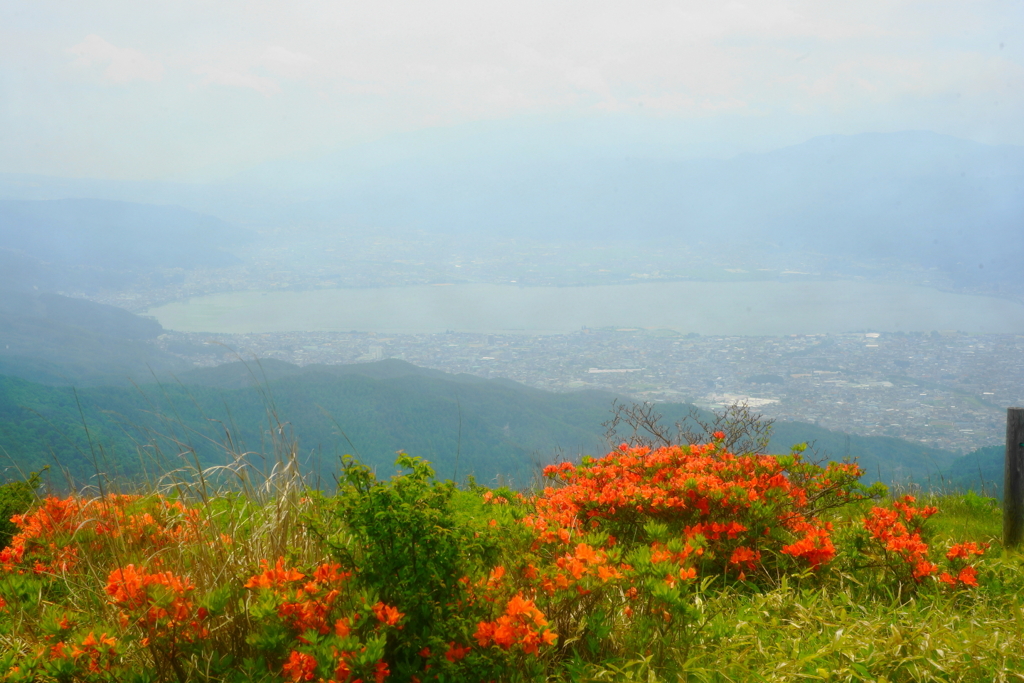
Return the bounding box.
[1003,407,1024,549]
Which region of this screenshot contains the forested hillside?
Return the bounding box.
[0,290,189,386]
[0,358,968,492]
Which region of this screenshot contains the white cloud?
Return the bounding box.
[68,34,163,84]
[263,46,318,74]
[196,67,281,97]
[190,45,316,97]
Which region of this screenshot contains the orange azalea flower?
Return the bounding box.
[245,557,305,590]
[445,641,471,662]
[312,563,349,585]
[649,544,673,564]
[492,620,517,648]
[912,560,938,580]
[485,565,505,589]
[574,543,597,563]
[474,595,555,656]
[50,641,69,660]
[946,542,987,561]
[372,601,404,626]
[333,654,352,682]
[781,526,836,568]
[282,650,317,682]
[474,621,496,647]
[957,566,979,586]
[729,546,760,569]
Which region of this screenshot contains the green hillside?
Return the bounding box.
[0,358,963,492]
[0,290,189,386]
[942,445,1004,496]
[0,361,615,489]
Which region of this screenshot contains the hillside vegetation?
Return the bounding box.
[0,359,969,491]
[0,290,188,387]
[0,430,1018,682]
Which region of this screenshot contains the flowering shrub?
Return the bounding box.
[244,556,399,682]
[494,439,872,664]
[106,563,207,680]
[860,495,940,585]
[525,439,865,577]
[856,496,990,593]
[0,443,999,682]
[0,494,203,578]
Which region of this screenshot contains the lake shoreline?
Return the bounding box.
[146,281,1024,336]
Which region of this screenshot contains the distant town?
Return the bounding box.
[72,227,1022,457]
[155,325,1023,455]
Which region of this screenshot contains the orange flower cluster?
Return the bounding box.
[474,594,557,656]
[557,540,618,581]
[1,496,85,574]
[245,557,401,683]
[939,566,979,587]
[863,496,939,581]
[105,564,207,645]
[0,494,205,578]
[372,601,403,627]
[547,542,623,589]
[524,443,861,585]
[444,641,472,662]
[938,541,988,587]
[648,540,700,587]
[482,491,509,505]
[283,650,318,682]
[945,541,987,562]
[780,516,836,568]
[246,558,357,636]
[45,630,120,676]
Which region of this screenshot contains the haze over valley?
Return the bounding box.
[1,1,1022,490]
[3,126,1024,477]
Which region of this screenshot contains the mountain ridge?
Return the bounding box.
[0,356,965,491]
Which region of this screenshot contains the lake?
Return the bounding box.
[146,281,1024,336]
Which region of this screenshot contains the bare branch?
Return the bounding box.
[607,399,775,456]
[602,400,674,449]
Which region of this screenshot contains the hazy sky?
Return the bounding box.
[2,0,1021,180]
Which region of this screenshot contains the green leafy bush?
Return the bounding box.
[0,471,40,548]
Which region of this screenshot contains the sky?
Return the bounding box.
[1,0,1022,181]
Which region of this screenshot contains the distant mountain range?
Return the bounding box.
[0,199,251,293]
[1,126,1021,293]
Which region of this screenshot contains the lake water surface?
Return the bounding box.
[146,281,1024,336]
